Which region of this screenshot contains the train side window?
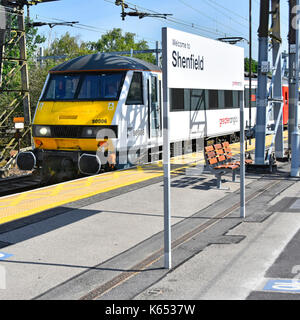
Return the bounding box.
[251,89,256,108]
[238,91,244,108]
[232,91,239,108]
[224,90,233,108]
[208,90,218,109]
[218,90,225,109]
[184,89,190,111]
[126,72,143,105]
[244,88,249,108]
[170,89,184,111]
[190,89,207,111]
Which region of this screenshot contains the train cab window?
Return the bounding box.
[42,72,124,101]
[43,75,80,100]
[102,73,123,99]
[78,74,101,100]
[126,72,143,105]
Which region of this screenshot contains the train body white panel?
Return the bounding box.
[169,111,205,142]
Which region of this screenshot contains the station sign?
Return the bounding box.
[164,27,244,90]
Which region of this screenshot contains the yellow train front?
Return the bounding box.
[16,53,162,180]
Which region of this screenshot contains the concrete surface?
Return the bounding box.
[0,159,299,300]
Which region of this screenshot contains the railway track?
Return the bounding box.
[0,174,43,197]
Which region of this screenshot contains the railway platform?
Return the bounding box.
[0,133,300,300]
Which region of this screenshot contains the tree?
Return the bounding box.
[25,17,47,62]
[244,57,258,73]
[44,32,91,59]
[87,28,156,64]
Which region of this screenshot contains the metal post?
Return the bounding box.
[39,46,43,68]
[0,4,6,86]
[18,8,31,126]
[255,0,270,164]
[162,27,171,269]
[272,0,284,159]
[291,0,300,177]
[249,0,252,146]
[240,90,246,218]
[155,40,159,66]
[289,0,297,151]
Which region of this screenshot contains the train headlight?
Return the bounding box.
[33,125,51,137]
[86,129,93,136]
[82,127,96,138]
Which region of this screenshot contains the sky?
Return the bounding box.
[28,0,291,61]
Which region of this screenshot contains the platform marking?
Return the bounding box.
[263,279,300,293]
[0,252,13,260]
[84,176,95,187]
[49,183,65,197]
[9,193,28,206]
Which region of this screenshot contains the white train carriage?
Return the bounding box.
[16,37,256,177]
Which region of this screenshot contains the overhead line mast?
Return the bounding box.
[0,0,59,174]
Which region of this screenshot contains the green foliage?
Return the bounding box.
[244,57,258,73]
[44,32,92,59]
[25,17,47,62]
[87,28,156,64]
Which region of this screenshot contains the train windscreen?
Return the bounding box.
[42,72,124,101]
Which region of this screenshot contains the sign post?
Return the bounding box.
[162,27,171,270]
[240,95,246,218]
[161,26,245,267]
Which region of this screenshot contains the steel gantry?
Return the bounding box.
[255,0,300,176]
[255,0,285,170]
[0,0,58,176]
[290,0,300,176]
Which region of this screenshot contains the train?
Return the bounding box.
[16,52,289,181]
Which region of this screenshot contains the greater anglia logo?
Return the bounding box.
[219,117,238,127]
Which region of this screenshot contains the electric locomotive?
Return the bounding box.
[17,53,163,179]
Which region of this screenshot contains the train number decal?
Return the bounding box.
[92,119,107,124]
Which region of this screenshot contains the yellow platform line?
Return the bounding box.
[0,130,288,225]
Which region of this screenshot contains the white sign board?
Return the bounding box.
[164,27,244,91]
[162,27,246,245]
